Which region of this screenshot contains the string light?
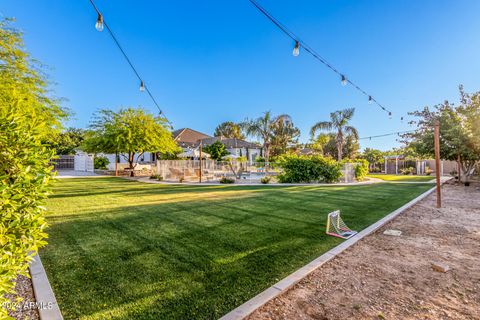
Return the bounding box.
[292,41,300,57]
[368,96,373,104]
[248,0,394,119]
[95,13,104,32]
[359,130,416,140]
[88,0,172,126]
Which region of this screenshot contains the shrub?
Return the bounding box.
[277,154,341,183]
[0,109,54,315]
[1,19,66,317]
[150,174,163,181]
[400,167,414,175]
[94,156,109,170]
[353,159,369,181]
[219,176,235,184]
[425,166,433,176]
[260,176,271,184]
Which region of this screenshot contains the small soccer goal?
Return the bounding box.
[326,210,357,239]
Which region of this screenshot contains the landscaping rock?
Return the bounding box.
[431,262,450,273]
[383,229,402,236]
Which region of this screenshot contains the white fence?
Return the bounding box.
[156,160,356,184]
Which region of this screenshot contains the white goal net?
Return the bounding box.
[326,210,357,239]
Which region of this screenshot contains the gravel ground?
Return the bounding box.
[6,274,40,320]
[250,182,480,320]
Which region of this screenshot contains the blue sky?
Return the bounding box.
[3,1,480,150]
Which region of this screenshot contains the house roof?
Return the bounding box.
[198,136,260,149]
[172,128,212,147]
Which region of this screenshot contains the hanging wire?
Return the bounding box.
[359,130,416,140]
[248,0,394,118]
[88,0,173,127]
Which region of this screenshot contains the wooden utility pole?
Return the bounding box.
[434,120,441,208]
[199,142,203,183]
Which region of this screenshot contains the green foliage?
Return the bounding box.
[277,154,341,183]
[241,111,292,162]
[270,118,300,157]
[400,167,414,175]
[311,132,359,160]
[353,159,369,181]
[260,176,271,184]
[83,108,179,174]
[0,19,66,318]
[213,121,245,139]
[310,108,359,161]
[93,156,109,170]
[150,174,163,181]
[52,128,85,155]
[404,85,480,181]
[219,176,235,184]
[360,148,384,164]
[204,141,228,161]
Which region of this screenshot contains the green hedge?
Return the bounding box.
[0,109,54,315]
[277,154,341,183]
[353,159,369,181]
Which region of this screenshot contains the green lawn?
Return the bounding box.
[43,178,432,320]
[367,174,435,182]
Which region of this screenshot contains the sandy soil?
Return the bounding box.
[250,182,480,320]
[6,274,39,320]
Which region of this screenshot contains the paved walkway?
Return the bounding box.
[54,170,104,178]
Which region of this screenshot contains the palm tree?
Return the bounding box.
[310,108,358,161]
[241,111,291,162]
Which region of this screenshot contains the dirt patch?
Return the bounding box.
[250,182,480,320]
[6,274,39,320]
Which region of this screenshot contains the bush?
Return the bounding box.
[0,109,54,314]
[94,156,109,170]
[425,166,433,176]
[150,174,163,181]
[277,154,341,183]
[353,159,369,181]
[219,176,235,184]
[260,176,271,184]
[400,167,414,175]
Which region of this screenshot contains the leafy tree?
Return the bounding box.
[270,118,301,157]
[52,127,85,155]
[241,111,291,162]
[310,108,359,161]
[204,140,229,161]
[310,132,359,160]
[360,148,384,163]
[83,108,179,175]
[213,121,245,139]
[0,18,66,318]
[403,86,480,182]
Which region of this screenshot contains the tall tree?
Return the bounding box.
[270,118,301,157]
[310,108,358,161]
[83,108,179,175]
[311,132,359,159]
[52,127,86,155]
[241,111,291,162]
[0,18,67,317]
[404,86,480,182]
[204,140,229,161]
[213,121,245,139]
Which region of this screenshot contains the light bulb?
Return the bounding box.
[95,14,104,32]
[368,96,373,104]
[292,41,300,57]
[388,112,392,119]
[140,80,145,92]
[341,75,347,86]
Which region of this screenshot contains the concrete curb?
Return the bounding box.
[29,254,63,320]
[220,183,442,320]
